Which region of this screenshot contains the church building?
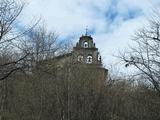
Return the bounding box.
[55,32,108,85]
[72,33,102,66]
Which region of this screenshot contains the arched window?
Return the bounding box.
[98,53,101,61]
[86,55,93,64]
[84,42,89,48]
[78,55,83,62]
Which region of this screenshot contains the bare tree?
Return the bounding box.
[0,0,24,42]
[1,51,159,120]
[119,14,160,94]
[0,1,25,119]
[0,0,40,119]
[19,25,61,74]
[0,0,39,81]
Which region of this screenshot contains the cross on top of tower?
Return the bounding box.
[85,26,88,36]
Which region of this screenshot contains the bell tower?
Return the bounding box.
[73,32,102,66]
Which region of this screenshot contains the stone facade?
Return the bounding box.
[72,35,102,65]
[55,34,108,84]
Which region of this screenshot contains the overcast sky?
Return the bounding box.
[19,0,160,70]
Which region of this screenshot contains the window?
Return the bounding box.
[98,54,101,61]
[84,42,88,48]
[86,55,93,64]
[78,55,83,62]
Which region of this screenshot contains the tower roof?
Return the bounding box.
[80,35,93,41]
